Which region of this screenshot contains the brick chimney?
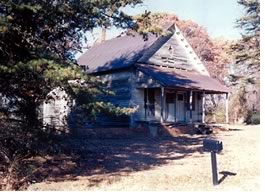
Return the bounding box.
[93,27,107,45]
[100,27,106,42]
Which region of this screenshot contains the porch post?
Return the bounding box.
[225,93,229,124]
[144,88,147,120]
[160,87,165,123]
[202,91,206,123]
[189,90,193,123]
[174,90,177,122]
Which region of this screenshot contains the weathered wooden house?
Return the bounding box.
[76,23,230,127]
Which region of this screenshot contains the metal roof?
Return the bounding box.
[136,64,230,93]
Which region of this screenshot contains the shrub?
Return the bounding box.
[245,110,260,125]
[0,118,62,190]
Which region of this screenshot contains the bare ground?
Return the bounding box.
[27,124,260,191]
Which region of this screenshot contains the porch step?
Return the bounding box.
[160,123,214,136]
[194,123,213,134]
[161,124,195,136]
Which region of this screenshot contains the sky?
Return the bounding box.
[78,0,245,57]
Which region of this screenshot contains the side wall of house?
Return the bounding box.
[95,69,133,127]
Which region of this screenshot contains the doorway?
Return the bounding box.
[165,91,175,122]
[176,93,185,122]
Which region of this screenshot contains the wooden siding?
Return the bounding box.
[99,70,132,107]
[95,70,133,126]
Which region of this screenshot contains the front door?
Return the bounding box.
[165,91,175,122]
[176,93,185,122]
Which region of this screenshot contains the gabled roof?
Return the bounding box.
[136,64,230,93]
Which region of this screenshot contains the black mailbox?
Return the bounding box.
[203,139,223,152]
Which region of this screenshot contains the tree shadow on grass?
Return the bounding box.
[26,134,209,189]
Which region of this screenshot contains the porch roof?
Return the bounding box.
[136,64,230,93]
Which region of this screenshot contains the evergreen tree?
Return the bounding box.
[232,0,260,69]
[0,0,143,125]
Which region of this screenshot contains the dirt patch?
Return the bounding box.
[27,125,260,191]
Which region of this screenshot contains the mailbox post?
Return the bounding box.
[210,151,218,185]
[203,139,223,186]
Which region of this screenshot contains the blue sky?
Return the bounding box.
[78,0,244,57]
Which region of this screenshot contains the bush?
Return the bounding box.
[0,118,62,190]
[245,110,260,125]
[205,104,226,124]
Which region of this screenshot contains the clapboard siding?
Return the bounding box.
[130,69,145,124]
[95,70,132,126]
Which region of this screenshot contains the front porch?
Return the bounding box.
[132,87,229,125]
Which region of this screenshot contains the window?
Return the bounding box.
[144,89,155,117]
[166,92,175,103]
[178,94,184,101]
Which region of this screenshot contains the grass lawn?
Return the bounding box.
[27,125,260,191]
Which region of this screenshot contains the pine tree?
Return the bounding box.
[233,0,260,69]
[0,0,143,125]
